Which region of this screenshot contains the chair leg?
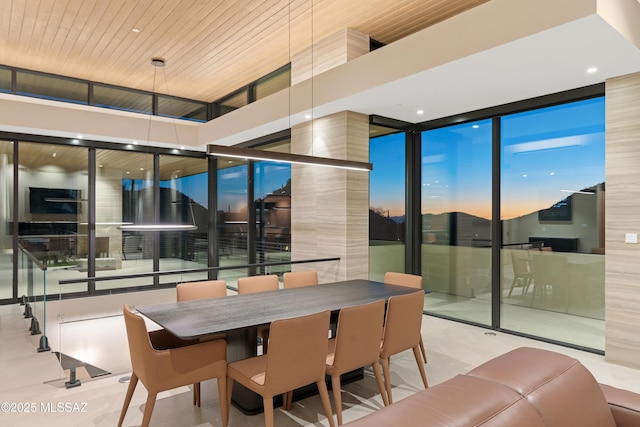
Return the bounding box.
[283,391,293,410]
[194,382,201,407]
[226,378,234,416]
[508,277,518,297]
[381,356,393,404]
[413,346,429,389]
[419,336,427,363]
[260,329,270,354]
[217,375,229,427]
[117,373,138,427]
[263,397,275,427]
[330,375,343,425]
[317,380,336,427]
[371,362,389,406]
[141,392,157,427]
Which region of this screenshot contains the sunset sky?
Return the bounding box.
[371,97,605,221]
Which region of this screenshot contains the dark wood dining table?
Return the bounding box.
[136,278,421,414]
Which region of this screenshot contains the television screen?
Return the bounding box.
[29,187,80,214]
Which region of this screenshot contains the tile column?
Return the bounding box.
[290,111,369,282]
[605,71,640,369]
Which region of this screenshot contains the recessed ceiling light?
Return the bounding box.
[472,125,479,129]
[304,114,312,119]
[132,28,141,33]
[587,67,598,74]
[417,110,424,115]
[52,153,56,157]
[98,164,103,168]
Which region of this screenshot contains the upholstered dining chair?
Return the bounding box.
[177,279,227,301]
[226,310,335,427]
[508,251,534,297]
[237,274,280,294]
[176,279,228,406]
[283,270,319,288]
[118,305,228,427]
[379,290,429,404]
[325,299,388,425]
[237,274,280,353]
[383,271,428,363]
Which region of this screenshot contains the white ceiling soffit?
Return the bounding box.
[331,15,640,123]
[200,0,640,148]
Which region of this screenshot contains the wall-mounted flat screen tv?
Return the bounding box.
[29,187,81,214]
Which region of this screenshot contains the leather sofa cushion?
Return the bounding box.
[601,384,640,427]
[468,347,616,427]
[344,374,545,427]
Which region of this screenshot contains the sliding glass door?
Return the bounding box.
[500,97,605,349]
[420,120,493,325]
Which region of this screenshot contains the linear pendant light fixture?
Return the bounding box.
[207,144,373,171]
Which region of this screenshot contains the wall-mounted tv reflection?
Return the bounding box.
[29,187,81,214]
[538,196,571,221]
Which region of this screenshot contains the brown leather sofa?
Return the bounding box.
[345,347,640,427]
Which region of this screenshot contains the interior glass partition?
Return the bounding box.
[500,97,605,350]
[421,120,493,325]
[0,140,14,300]
[158,155,209,284]
[17,142,88,296]
[94,149,155,290]
[369,130,406,281]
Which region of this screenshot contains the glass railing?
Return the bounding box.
[17,243,51,353]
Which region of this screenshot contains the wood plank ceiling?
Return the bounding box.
[1,0,488,103]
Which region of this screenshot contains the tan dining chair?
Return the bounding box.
[531,254,570,310]
[237,274,280,353]
[283,270,319,288]
[237,274,280,294]
[325,299,388,425]
[118,305,228,427]
[226,310,335,427]
[379,290,429,404]
[383,271,428,364]
[508,250,534,297]
[176,279,228,406]
[177,279,227,301]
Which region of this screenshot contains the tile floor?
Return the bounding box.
[1,297,640,427]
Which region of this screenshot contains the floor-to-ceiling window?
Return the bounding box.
[217,158,250,284]
[253,160,291,278]
[17,142,88,297]
[158,155,209,284]
[93,149,155,290]
[369,130,406,281]
[420,119,493,325]
[374,88,607,351]
[500,96,605,350]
